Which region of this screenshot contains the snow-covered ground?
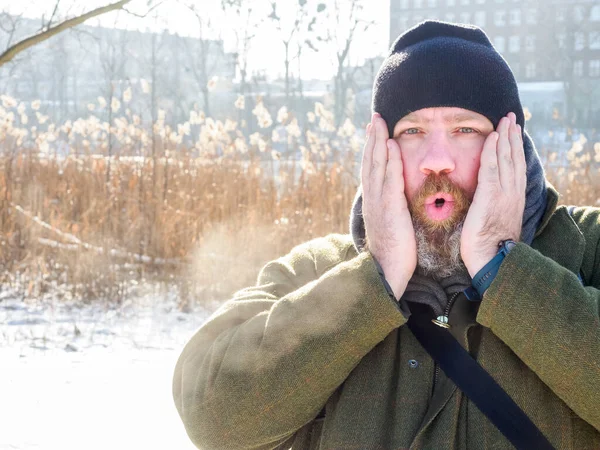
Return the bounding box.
[0,286,217,450]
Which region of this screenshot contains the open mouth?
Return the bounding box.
[424,193,455,221]
[425,192,455,206]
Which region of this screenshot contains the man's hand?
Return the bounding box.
[361,113,417,298]
[461,112,526,278]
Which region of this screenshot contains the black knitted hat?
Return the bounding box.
[351,20,548,253]
[373,20,524,137]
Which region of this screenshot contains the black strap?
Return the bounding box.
[407,313,555,450]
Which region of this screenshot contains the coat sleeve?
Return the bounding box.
[172,234,406,450]
[476,209,600,433]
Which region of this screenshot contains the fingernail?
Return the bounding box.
[366,123,372,134]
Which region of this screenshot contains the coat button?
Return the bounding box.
[408,359,419,369]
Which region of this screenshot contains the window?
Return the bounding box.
[414,0,423,8]
[447,0,456,5]
[494,36,506,52]
[574,6,585,23]
[509,9,521,25]
[474,11,486,27]
[573,60,584,77]
[495,11,506,26]
[427,0,437,7]
[525,35,536,52]
[556,7,565,22]
[592,5,600,21]
[525,8,537,25]
[399,17,409,30]
[400,0,410,8]
[509,35,520,52]
[526,62,536,78]
[460,12,471,23]
[590,60,600,77]
[575,32,586,51]
[590,32,600,50]
[557,32,567,49]
[460,0,470,5]
[476,0,485,3]
[446,12,456,22]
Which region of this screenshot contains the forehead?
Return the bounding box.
[394,107,493,128]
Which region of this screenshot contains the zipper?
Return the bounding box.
[432,291,460,329]
[431,291,460,396]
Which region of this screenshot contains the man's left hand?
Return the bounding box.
[461,112,527,278]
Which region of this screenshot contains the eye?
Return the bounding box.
[458,127,477,133]
[403,128,420,135]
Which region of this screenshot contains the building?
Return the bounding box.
[0,17,237,123]
[389,0,600,127]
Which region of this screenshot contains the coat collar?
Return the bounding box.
[531,184,585,277]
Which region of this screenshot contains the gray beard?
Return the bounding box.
[414,221,466,279]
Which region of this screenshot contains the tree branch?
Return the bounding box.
[0,0,133,67]
[46,0,62,30]
[122,1,165,19]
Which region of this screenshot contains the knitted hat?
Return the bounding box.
[350,20,548,251]
[373,20,524,137]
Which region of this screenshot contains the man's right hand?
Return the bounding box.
[361,113,417,299]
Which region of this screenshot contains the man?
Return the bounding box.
[173,21,600,449]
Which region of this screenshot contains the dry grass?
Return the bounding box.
[0,93,598,308]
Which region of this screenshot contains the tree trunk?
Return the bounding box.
[284,41,290,106]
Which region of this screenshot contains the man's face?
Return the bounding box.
[392,106,495,212]
[392,106,495,276]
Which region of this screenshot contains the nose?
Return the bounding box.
[418,133,456,176]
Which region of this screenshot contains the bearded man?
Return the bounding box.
[173,21,600,450]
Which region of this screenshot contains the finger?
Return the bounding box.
[508,120,524,191]
[383,138,405,196]
[361,120,375,191]
[370,114,388,197]
[497,116,514,190]
[478,131,500,186]
[513,125,527,192]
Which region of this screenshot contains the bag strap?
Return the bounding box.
[567,205,586,285]
[407,313,555,450]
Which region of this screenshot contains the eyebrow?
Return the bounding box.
[399,112,486,124]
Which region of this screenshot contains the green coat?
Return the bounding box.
[173,187,600,449]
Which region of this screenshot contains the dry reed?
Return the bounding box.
[0,93,597,309]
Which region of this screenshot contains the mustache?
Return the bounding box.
[408,174,471,233]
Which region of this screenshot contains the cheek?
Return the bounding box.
[459,152,482,197]
[399,147,421,200]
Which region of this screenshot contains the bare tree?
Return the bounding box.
[175,1,235,117]
[318,0,372,126]
[268,0,326,107]
[220,0,263,100]
[0,0,134,67]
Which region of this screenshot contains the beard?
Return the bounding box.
[408,174,471,279]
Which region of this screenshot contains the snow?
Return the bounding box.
[0,286,218,450]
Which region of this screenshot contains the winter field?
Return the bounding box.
[0,287,215,450]
[0,93,599,450]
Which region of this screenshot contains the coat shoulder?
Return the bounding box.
[257,233,358,289]
[564,205,600,286]
[290,233,357,273]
